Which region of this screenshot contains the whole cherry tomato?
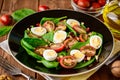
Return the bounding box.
[0,14,13,25]
[38,5,50,12]
[91,2,101,9]
[77,0,90,8]
[74,0,78,3]
[98,0,106,6]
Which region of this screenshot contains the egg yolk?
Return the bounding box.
[34,27,45,33]
[91,37,101,48]
[70,21,79,27]
[73,52,84,59]
[47,51,56,56]
[55,32,65,40]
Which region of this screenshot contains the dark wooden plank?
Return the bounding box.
[0,0,4,14]
[10,0,38,12]
[40,0,72,9]
[1,0,12,14]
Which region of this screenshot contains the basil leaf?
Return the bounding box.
[12,8,35,22]
[0,26,12,37]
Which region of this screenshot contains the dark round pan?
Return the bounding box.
[8,10,114,77]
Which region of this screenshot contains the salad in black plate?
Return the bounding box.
[21,16,103,69]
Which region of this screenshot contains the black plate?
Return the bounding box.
[8,10,113,76]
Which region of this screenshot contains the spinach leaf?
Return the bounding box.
[21,40,43,60]
[71,41,89,50]
[74,46,102,69]
[90,31,103,39]
[12,8,35,22]
[74,57,95,69]
[21,38,35,50]
[97,46,102,55]
[58,51,67,56]
[35,66,51,73]
[37,60,59,68]
[42,31,54,42]
[22,37,48,48]
[66,23,77,36]
[40,16,67,25]
[80,22,86,29]
[24,30,30,38]
[0,26,12,37]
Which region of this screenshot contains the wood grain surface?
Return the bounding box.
[0,0,120,80]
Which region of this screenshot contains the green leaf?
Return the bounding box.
[80,22,86,29]
[40,16,67,25]
[74,57,95,69]
[37,60,59,68]
[12,8,35,22]
[42,31,54,42]
[22,37,48,48]
[21,40,43,60]
[66,23,77,36]
[21,38,35,50]
[70,41,89,50]
[58,51,67,56]
[35,66,51,73]
[90,31,103,39]
[0,26,12,37]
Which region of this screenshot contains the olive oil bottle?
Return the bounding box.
[103,0,120,40]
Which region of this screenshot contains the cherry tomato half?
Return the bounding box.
[80,46,96,57]
[64,38,78,49]
[79,34,88,42]
[43,21,55,32]
[60,56,77,69]
[50,43,65,52]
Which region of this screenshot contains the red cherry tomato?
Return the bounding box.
[0,14,13,25]
[38,5,49,12]
[36,23,40,27]
[50,43,65,52]
[91,2,101,9]
[98,0,106,6]
[77,0,90,8]
[79,34,88,42]
[64,38,78,49]
[80,46,96,57]
[60,56,77,69]
[73,0,78,4]
[86,27,90,33]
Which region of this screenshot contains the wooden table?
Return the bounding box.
[0,0,120,80]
